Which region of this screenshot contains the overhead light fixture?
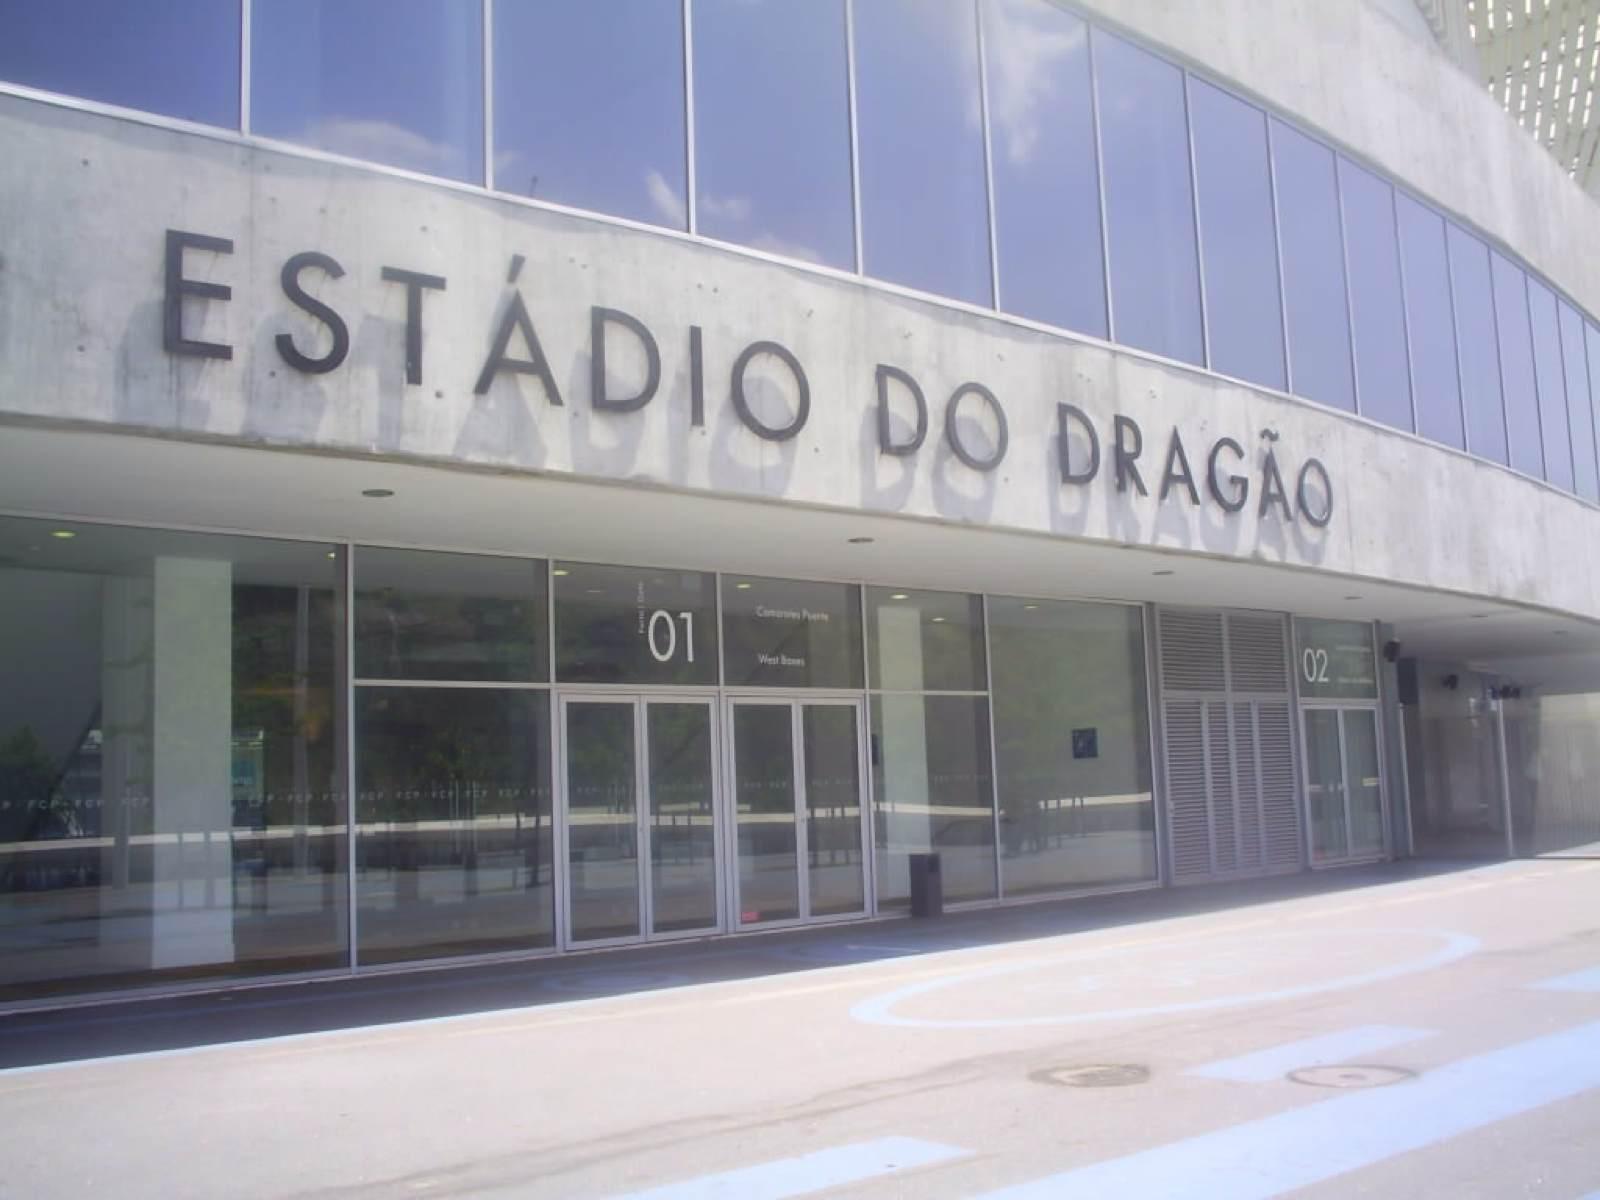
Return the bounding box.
[326,551,337,560]
[361,488,394,498]
[1152,569,1174,577]
[735,582,752,590]
[931,616,947,623]
[890,592,909,601]
[50,529,76,540]
[1023,604,1039,610]
[552,568,569,577]
[1344,594,1363,601]
[848,536,874,544]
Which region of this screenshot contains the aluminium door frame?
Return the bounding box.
[1297,698,1389,867]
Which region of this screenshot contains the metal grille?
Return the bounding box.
[1158,609,1226,692]
[1208,703,1238,873]
[1234,701,1265,872]
[1258,702,1303,869]
[1226,614,1290,694]
[1164,699,1213,881]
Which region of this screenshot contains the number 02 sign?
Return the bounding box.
[1301,647,1330,684]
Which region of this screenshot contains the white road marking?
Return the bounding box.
[971,1019,1600,1198]
[1531,966,1600,993]
[1187,1025,1436,1082]
[603,1137,970,1199]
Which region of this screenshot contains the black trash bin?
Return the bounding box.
[909,851,943,918]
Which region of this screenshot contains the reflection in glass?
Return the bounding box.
[1588,323,1600,492]
[866,587,986,692]
[1189,79,1285,390]
[872,694,996,907]
[804,705,865,916]
[1094,30,1203,365]
[1344,709,1385,857]
[648,704,717,934]
[692,0,853,269]
[356,688,551,963]
[1447,226,1508,465]
[0,1,240,127]
[1340,158,1412,431]
[732,705,799,922]
[989,598,1155,895]
[494,1,686,227]
[1557,301,1598,501]
[1272,120,1355,411]
[1528,280,1574,490]
[251,0,484,182]
[1396,195,1464,449]
[0,519,346,1002]
[722,576,863,689]
[1304,709,1347,862]
[354,548,547,682]
[565,702,639,942]
[855,0,992,305]
[554,562,717,686]
[984,0,1105,337]
[1294,620,1378,701]
[1492,253,1545,478]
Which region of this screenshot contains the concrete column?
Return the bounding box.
[876,606,929,903]
[150,556,234,969]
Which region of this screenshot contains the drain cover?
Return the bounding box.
[1288,1064,1415,1089]
[1032,1063,1150,1089]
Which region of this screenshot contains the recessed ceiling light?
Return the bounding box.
[931,616,946,623]
[552,568,569,577]
[890,592,909,600]
[50,529,76,540]
[735,582,752,590]
[848,536,874,544]
[1023,604,1039,611]
[1152,569,1175,576]
[361,488,394,498]
[1344,594,1363,601]
[1470,613,1489,619]
[326,551,337,560]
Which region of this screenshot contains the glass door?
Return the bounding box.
[727,698,869,926]
[1302,706,1386,864]
[560,695,720,945]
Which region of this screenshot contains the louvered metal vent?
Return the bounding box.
[1163,699,1213,881]
[1159,609,1226,692]
[1257,702,1302,870]
[1226,614,1289,694]
[1234,702,1265,872]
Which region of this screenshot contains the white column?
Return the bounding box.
[876,606,930,902]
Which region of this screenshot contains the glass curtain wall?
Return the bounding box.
[353,548,552,964]
[0,518,346,1003]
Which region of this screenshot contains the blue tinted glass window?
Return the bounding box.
[1588,323,1600,494]
[1270,121,1354,411]
[1491,252,1543,477]
[1094,31,1203,365]
[0,0,239,127]
[1395,195,1462,448]
[692,0,853,269]
[1558,301,1598,500]
[984,0,1104,336]
[495,1,686,227]
[1528,280,1573,489]
[1445,226,1507,465]
[1189,79,1284,389]
[1339,158,1411,431]
[252,0,483,183]
[855,0,991,304]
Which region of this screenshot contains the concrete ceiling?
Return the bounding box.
[2,423,1597,689]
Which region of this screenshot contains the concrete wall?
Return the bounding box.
[1,90,1598,625]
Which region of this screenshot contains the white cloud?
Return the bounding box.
[300,118,468,178]
[646,169,688,227]
[983,0,1089,166]
[700,191,753,223]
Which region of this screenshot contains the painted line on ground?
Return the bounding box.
[971,1018,1600,1198]
[603,1137,970,1200]
[1530,966,1600,993]
[1187,1025,1437,1083]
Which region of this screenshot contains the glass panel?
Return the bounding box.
[354,548,547,682]
[1396,195,1463,448]
[554,562,717,686]
[356,687,552,963]
[866,587,986,692]
[1343,709,1385,857]
[0,519,346,1003]
[803,705,865,916]
[1588,323,1600,493]
[251,0,484,183]
[0,1,239,127]
[1528,280,1574,490]
[721,576,863,689]
[1558,301,1599,501]
[1303,709,1347,863]
[1294,619,1378,701]
[989,598,1155,896]
[1094,30,1203,365]
[565,701,639,942]
[648,703,717,934]
[1271,120,1355,411]
[494,0,686,225]
[855,0,991,304]
[692,0,853,269]
[1491,252,1544,478]
[1339,158,1412,431]
[1189,79,1285,389]
[984,0,1106,337]
[732,705,799,922]
[1447,226,1508,465]
[871,694,996,906]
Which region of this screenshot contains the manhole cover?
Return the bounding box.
[1288,1064,1416,1089]
[1031,1063,1150,1088]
